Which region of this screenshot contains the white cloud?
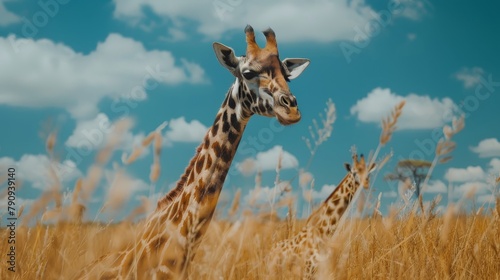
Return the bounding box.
[445,166,486,183]
[0,0,20,26]
[65,113,111,149]
[454,67,484,89]
[395,0,432,21]
[454,181,490,198]
[244,182,292,206]
[422,180,447,193]
[444,162,499,203]
[310,184,336,201]
[488,158,500,175]
[65,114,208,156]
[121,131,149,153]
[470,138,500,158]
[65,113,148,155]
[104,168,149,210]
[477,194,496,204]
[112,0,384,43]
[0,155,81,190]
[168,28,188,41]
[237,158,256,177]
[237,145,299,175]
[164,117,208,144]
[350,87,458,129]
[0,33,207,119]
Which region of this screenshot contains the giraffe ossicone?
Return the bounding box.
[77,25,309,279]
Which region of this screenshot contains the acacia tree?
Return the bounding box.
[385,159,432,198]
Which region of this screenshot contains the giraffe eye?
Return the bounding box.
[242,69,258,80]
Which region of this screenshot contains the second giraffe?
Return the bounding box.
[269,153,376,279]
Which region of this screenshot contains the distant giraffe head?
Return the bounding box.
[213,25,310,125]
[344,153,376,190]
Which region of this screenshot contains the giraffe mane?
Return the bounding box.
[305,174,351,225]
[157,143,203,209]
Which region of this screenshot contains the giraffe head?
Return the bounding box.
[344,154,376,189]
[213,25,310,125]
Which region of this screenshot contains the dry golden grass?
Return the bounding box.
[0,210,498,279]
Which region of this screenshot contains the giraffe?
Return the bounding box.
[268,153,376,279]
[77,25,310,279]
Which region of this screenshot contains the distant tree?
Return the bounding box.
[384,159,432,198]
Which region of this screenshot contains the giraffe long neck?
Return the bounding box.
[306,173,358,237]
[152,78,249,241]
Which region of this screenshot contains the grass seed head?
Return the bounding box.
[46,132,56,155]
[380,100,405,145]
[149,159,161,183]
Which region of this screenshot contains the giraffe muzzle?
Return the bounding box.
[276,94,301,125]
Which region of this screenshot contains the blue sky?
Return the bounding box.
[1,0,499,221]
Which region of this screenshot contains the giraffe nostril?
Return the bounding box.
[279,95,290,107]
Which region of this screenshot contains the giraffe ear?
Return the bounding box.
[282,58,310,80]
[213,42,240,74]
[344,163,351,172]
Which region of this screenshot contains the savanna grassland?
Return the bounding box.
[0,210,499,279]
[1,101,499,279]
